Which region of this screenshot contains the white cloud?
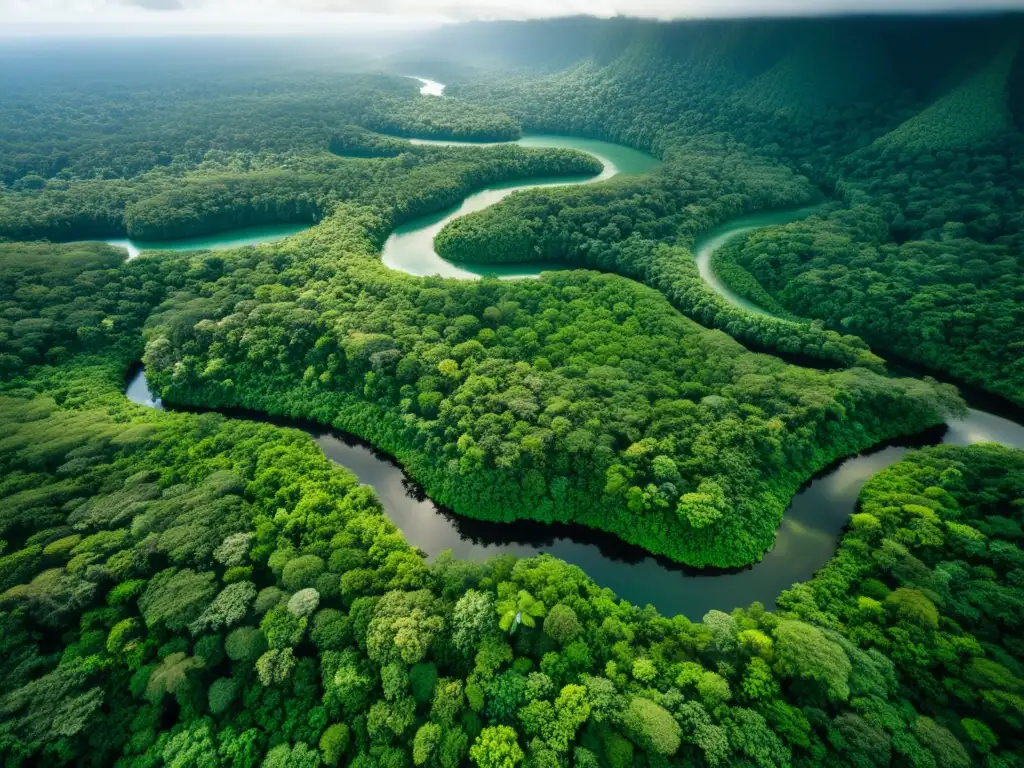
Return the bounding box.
[124,0,185,9]
[1,0,1022,35]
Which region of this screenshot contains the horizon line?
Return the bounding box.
[2,7,1023,40]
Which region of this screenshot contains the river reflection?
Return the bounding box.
[120,84,1024,618]
[126,369,1024,619]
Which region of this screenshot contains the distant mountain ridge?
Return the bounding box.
[412,15,1021,139]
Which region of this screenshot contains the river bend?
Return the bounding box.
[121,78,1024,619]
[382,134,659,278]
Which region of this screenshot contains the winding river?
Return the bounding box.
[693,207,825,316]
[122,78,1024,620]
[383,135,659,278]
[127,370,1023,621]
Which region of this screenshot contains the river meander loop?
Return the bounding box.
[121,78,1024,619]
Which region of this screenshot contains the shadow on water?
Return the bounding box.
[887,354,1024,425]
[125,366,1024,620]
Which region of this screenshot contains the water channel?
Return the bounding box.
[693,206,825,316]
[121,78,1024,619]
[126,367,1023,620]
[105,224,309,261]
[382,134,660,278]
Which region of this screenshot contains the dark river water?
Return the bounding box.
[119,78,1024,619]
[126,366,1023,620]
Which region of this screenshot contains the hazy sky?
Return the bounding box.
[2,0,1022,36]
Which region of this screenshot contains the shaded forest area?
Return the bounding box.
[431,16,1024,405]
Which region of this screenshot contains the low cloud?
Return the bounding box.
[229,0,1024,18]
[122,0,184,9]
[2,0,1021,37]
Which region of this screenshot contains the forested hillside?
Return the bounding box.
[426,15,1024,405]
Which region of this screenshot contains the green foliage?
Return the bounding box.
[0,242,156,377]
[190,581,256,634]
[621,697,681,756]
[0,386,1022,767]
[213,532,252,567]
[873,43,1017,153]
[884,587,939,629]
[208,677,239,715]
[498,589,545,633]
[162,719,219,767]
[773,620,851,701]
[145,652,204,702]
[281,555,325,591]
[452,590,497,655]
[441,19,1024,406]
[543,604,582,645]
[778,442,1024,761]
[724,206,1024,406]
[413,722,442,766]
[255,648,296,686]
[470,725,524,768]
[54,67,947,571]
[431,678,465,726]
[262,741,321,768]
[139,568,217,632]
[286,588,321,618]
[361,95,522,142]
[319,723,350,766]
[367,589,445,664]
[410,662,438,705]
[1,20,1023,768]
[225,626,267,663]
[329,125,418,158]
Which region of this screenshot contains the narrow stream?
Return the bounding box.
[105,224,309,261]
[693,206,825,316]
[122,78,1024,620]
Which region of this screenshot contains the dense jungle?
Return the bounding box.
[0,14,1022,768]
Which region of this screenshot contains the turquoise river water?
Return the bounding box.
[121,78,1024,619]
